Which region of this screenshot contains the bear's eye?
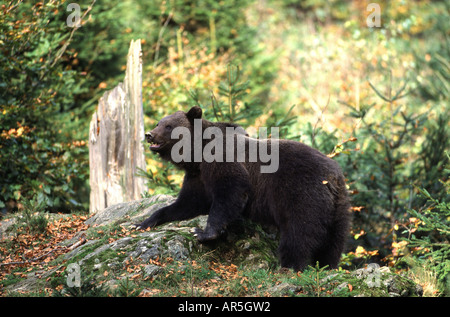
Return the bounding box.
[165,125,172,131]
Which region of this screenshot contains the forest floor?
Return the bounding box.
[0,195,424,297]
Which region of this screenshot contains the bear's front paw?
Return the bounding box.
[132,223,146,231]
[133,218,155,231]
[192,227,220,242]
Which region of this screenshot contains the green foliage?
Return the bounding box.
[279,0,351,23]
[343,74,428,227]
[299,262,332,297]
[53,268,109,297]
[189,65,262,125]
[148,0,256,55]
[329,1,449,261]
[136,166,179,196]
[0,2,89,212]
[415,113,450,203]
[403,155,450,292]
[114,277,143,297]
[411,3,450,101]
[17,193,49,235]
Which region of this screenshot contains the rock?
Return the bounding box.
[123,232,190,263]
[336,282,348,292]
[126,237,161,262]
[269,283,301,295]
[143,264,163,278]
[0,217,16,239]
[111,237,134,250]
[85,194,175,227]
[165,235,189,261]
[383,274,422,297]
[384,276,401,294]
[139,245,160,262]
[415,284,424,297]
[64,239,98,260]
[93,263,102,271]
[78,243,110,266]
[352,263,422,297]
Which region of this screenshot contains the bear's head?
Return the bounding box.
[146,106,249,167]
[145,106,202,157]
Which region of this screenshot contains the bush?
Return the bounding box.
[401,155,450,295]
[18,193,49,235]
[0,2,89,212]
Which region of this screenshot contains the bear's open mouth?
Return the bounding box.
[149,141,164,151]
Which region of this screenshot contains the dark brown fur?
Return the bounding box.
[136,106,351,271]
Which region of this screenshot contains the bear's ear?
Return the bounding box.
[186,106,202,121]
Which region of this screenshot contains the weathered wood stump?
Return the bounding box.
[89,39,146,213]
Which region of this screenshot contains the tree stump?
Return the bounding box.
[89,39,146,213]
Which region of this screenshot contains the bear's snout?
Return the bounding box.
[145,132,153,143]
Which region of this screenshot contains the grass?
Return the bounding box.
[402,256,444,297]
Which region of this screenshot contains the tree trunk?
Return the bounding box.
[89,39,146,213]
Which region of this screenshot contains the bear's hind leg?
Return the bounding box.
[312,242,341,269]
[313,242,344,269]
[313,198,351,269]
[312,222,349,269]
[278,231,312,272]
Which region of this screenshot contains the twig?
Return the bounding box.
[67,233,87,251]
[6,0,23,13]
[153,12,173,68]
[49,0,97,69]
[311,94,330,145]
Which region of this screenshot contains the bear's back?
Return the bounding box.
[240,139,345,226]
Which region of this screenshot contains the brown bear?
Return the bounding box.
[136,106,351,271]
